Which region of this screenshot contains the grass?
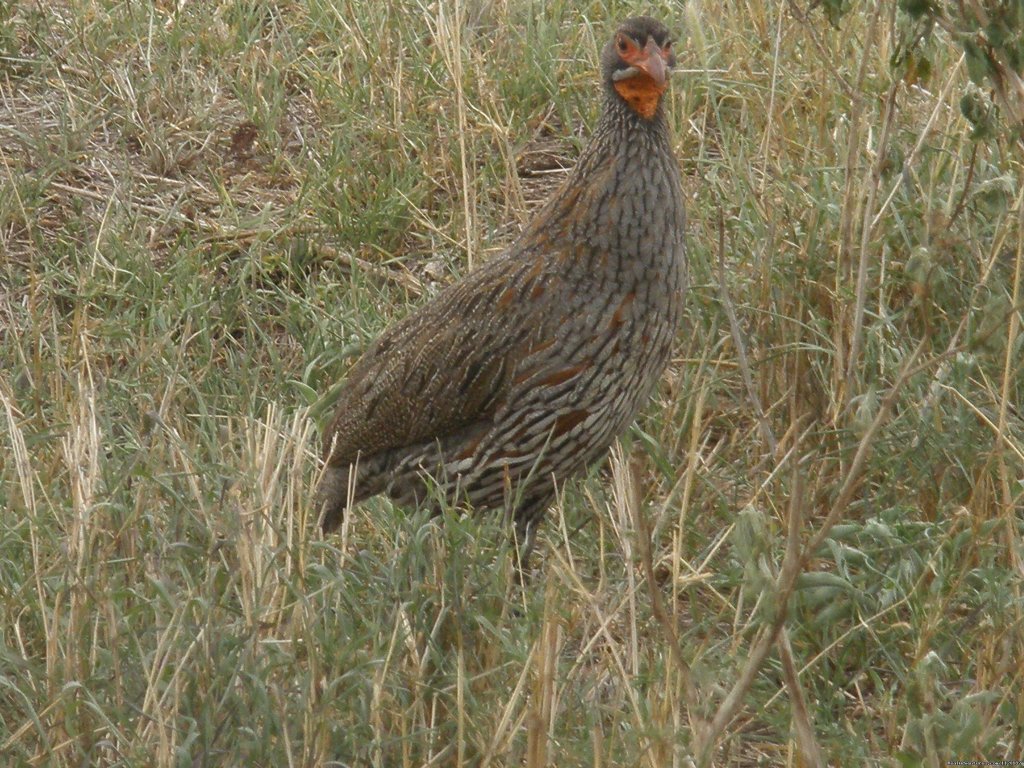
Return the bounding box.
[2,0,1023,765]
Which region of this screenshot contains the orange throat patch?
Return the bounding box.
[614,76,665,119]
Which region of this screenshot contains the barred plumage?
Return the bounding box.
[316,17,687,564]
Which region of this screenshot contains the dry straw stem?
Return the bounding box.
[867,54,967,236]
[621,446,702,745]
[546,540,653,764]
[479,640,539,766]
[835,0,882,408]
[697,335,928,766]
[991,196,1024,584]
[913,183,1021,444]
[777,627,825,768]
[717,208,777,455]
[784,0,855,97]
[524,583,560,768]
[421,0,478,269]
[845,75,898,406]
[820,6,967,408]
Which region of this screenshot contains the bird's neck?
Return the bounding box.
[514,91,682,277]
[596,88,671,145]
[564,93,676,216]
[563,91,674,201]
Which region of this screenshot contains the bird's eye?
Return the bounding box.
[663,40,673,53]
[617,36,629,53]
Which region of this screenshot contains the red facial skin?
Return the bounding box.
[612,34,673,119]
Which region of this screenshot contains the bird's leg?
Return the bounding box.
[512,504,546,588]
[316,464,351,533]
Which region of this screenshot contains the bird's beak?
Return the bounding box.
[636,39,667,87]
[611,38,668,87]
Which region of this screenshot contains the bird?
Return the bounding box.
[316,16,687,572]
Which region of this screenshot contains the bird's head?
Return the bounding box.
[602,17,676,120]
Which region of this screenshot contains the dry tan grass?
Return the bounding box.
[2,0,1023,765]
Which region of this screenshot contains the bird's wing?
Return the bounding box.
[322,253,553,467]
